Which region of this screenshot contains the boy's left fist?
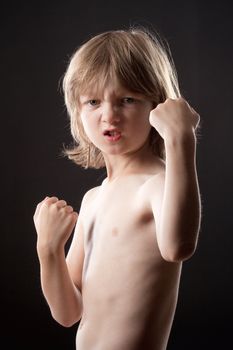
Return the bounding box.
[149,97,200,140]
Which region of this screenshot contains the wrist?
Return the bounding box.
[36,239,65,260]
[164,129,196,149]
[164,130,197,170]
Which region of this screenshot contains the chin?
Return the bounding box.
[95,139,150,156]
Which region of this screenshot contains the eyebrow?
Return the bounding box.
[79,89,145,101]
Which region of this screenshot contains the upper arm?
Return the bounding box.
[145,171,168,259]
[66,187,98,293]
[66,214,85,293]
[147,171,166,237]
[147,171,197,262]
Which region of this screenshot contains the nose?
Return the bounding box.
[101,102,121,124]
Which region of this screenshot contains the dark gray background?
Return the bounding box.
[1,0,232,349]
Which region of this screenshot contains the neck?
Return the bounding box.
[103,142,158,182]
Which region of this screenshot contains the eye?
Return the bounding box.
[122,97,136,104]
[88,99,99,106]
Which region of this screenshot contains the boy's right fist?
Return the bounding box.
[33,196,78,253]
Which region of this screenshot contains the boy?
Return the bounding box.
[33,28,201,350]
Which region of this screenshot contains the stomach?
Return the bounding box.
[76,282,180,350]
[76,235,182,350]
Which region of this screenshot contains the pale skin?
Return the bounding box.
[34,80,201,350]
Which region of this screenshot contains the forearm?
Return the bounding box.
[37,246,83,327]
[160,131,201,261]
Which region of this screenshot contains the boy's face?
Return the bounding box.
[79,80,153,157]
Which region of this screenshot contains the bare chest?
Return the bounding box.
[78,179,181,350]
[83,181,154,249]
[80,179,162,288]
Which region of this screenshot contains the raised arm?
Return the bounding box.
[33,196,83,327]
[149,97,202,262]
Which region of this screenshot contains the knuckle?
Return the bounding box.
[50,203,58,213]
[165,97,174,103]
[48,196,58,202]
[66,205,73,211]
[36,202,42,209]
[156,102,163,108]
[45,197,59,207]
[175,97,184,105]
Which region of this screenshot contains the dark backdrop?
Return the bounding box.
[1,0,232,349]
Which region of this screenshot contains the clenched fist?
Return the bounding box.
[33,196,78,253]
[149,97,200,141]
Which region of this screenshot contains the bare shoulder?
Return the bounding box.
[145,170,165,192]
[139,168,166,225]
[140,165,165,196]
[81,186,100,210]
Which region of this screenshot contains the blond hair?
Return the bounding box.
[62,27,181,169]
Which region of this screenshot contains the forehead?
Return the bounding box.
[79,79,145,100]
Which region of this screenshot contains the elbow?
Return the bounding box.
[57,318,79,328]
[161,242,197,263]
[51,311,82,328]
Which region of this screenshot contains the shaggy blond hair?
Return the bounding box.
[62,27,181,169]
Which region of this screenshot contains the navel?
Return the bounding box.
[112,227,119,237]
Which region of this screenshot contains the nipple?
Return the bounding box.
[112,227,119,237]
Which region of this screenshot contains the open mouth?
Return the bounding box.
[103,130,122,141]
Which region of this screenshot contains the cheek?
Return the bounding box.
[132,113,151,133]
[79,117,91,144]
[80,114,99,143]
[80,116,89,133]
[129,113,152,143]
[81,113,92,132]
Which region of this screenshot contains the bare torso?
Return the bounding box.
[76,171,182,350]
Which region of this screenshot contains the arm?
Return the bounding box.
[149,98,202,262]
[34,196,83,327]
